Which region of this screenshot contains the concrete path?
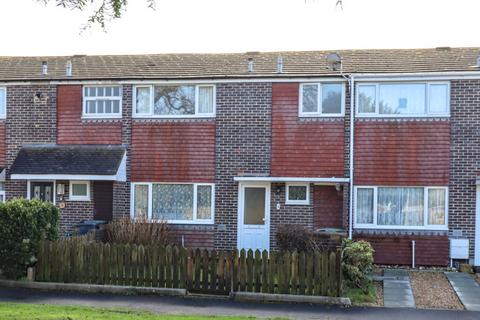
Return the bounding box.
[383,269,416,308]
[1,287,479,320]
[445,272,480,311]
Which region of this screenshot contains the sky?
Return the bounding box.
[1,0,480,56]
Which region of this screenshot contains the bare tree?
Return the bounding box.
[37,0,156,29]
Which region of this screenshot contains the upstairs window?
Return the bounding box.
[299,83,344,117]
[83,86,122,118]
[0,87,6,118]
[134,85,215,118]
[355,186,448,230]
[357,82,449,116]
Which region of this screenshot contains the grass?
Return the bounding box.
[0,303,264,320]
[344,283,377,305]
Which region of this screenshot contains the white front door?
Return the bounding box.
[475,184,480,266]
[237,183,270,251]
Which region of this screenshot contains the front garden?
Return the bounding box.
[0,199,376,303]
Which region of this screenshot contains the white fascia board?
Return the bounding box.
[353,71,480,81]
[115,152,127,182]
[11,174,118,181]
[233,176,350,183]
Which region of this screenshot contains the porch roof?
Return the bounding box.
[233,176,350,184]
[10,144,126,181]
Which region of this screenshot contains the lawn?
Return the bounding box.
[0,303,262,320]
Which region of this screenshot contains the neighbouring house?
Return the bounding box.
[0,48,478,267]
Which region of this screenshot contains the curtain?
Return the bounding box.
[379,83,426,115]
[377,187,423,226]
[428,188,446,225]
[356,188,374,224]
[198,86,214,114]
[196,185,212,219]
[152,184,193,220]
[133,184,149,219]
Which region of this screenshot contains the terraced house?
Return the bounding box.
[0,47,478,267]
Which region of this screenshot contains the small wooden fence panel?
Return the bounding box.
[36,240,342,297]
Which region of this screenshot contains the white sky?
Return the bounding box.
[1,0,480,56]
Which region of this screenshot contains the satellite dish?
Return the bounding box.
[326,53,342,71]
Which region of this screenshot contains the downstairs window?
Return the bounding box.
[355,186,447,229]
[131,183,214,224]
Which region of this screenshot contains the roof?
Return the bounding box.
[10,145,126,178]
[1,47,480,81]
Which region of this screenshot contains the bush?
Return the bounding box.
[0,198,59,279]
[276,224,317,252]
[105,217,169,246]
[342,239,374,291]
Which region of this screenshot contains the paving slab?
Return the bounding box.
[445,272,480,311]
[383,269,415,308]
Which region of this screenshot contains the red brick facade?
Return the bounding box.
[131,121,215,183]
[57,85,122,145]
[271,83,345,177]
[355,233,449,266]
[354,119,450,186]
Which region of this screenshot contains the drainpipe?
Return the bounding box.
[348,75,355,240]
[412,240,416,268]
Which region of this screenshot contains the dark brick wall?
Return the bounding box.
[214,82,272,250]
[113,85,132,219]
[450,80,480,260]
[55,180,94,235]
[5,85,57,199]
[270,182,313,250]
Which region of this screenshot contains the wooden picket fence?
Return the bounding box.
[35,240,342,297]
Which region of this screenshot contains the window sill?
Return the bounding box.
[68,197,91,202]
[356,114,450,119]
[82,115,122,120]
[299,114,344,118]
[354,225,448,231]
[132,115,215,119]
[285,201,309,205]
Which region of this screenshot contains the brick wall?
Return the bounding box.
[131,120,215,183]
[168,225,214,249]
[355,233,449,266]
[313,185,344,229]
[55,180,94,235]
[354,119,450,185]
[56,85,122,145]
[113,85,132,219]
[5,85,57,199]
[214,83,272,250]
[450,80,480,260]
[271,83,345,177]
[270,182,313,249]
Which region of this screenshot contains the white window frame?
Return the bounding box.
[285,183,310,205]
[27,180,56,205]
[132,84,216,118]
[354,186,448,230]
[130,182,215,224]
[82,85,122,119]
[69,180,91,201]
[0,87,6,119]
[355,81,450,118]
[299,82,345,117]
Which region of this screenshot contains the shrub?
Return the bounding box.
[342,239,374,291]
[105,217,169,246]
[0,198,59,279]
[276,224,317,252]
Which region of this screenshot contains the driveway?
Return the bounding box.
[0,287,479,320]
